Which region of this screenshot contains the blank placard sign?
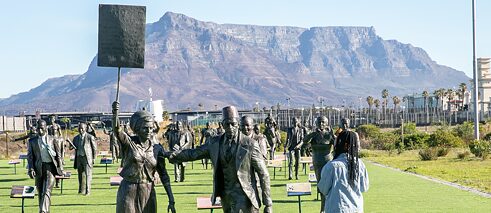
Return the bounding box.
[98,4,146,68]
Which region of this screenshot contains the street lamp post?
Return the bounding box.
[472,0,480,140]
[286,98,291,127]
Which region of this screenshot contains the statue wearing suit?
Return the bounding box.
[170,121,192,182]
[303,116,335,213]
[27,120,63,213]
[285,117,304,180]
[170,106,273,213]
[71,123,97,195]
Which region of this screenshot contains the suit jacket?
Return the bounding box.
[172,130,192,151]
[286,126,304,151]
[72,134,97,169]
[27,135,63,176]
[172,132,272,209]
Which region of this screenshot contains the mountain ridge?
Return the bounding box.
[0,12,469,114]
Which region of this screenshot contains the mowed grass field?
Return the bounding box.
[1,155,490,212]
[364,149,491,193]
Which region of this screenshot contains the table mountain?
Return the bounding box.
[0,12,469,114]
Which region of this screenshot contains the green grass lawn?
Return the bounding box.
[1,156,490,212]
[364,149,491,193]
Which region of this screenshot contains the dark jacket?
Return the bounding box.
[172,132,272,209]
[72,134,97,169]
[27,135,63,176]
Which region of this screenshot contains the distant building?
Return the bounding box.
[477,58,491,117]
[403,93,439,111]
[135,99,165,123]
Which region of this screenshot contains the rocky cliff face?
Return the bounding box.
[0,12,469,114]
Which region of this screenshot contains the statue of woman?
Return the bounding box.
[112,101,176,213]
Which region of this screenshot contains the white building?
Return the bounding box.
[135,99,166,123]
[477,58,491,117]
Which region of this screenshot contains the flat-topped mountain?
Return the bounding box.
[0,12,469,113]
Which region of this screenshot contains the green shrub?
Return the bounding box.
[403,133,430,149]
[457,151,471,160]
[483,132,491,141]
[454,122,483,144]
[429,128,464,148]
[393,122,418,135]
[469,140,491,159]
[357,124,380,140]
[371,132,398,153]
[419,147,438,161]
[437,147,450,157]
[359,150,370,158]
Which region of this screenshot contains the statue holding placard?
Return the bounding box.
[112,101,176,213]
[303,116,335,213]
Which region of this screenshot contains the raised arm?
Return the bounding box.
[112,101,131,146]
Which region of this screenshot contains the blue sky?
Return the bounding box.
[0,0,490,98]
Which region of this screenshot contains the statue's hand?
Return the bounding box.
[167,202,176,213]
[264,205,273,213]
[28,169,36,179]
[112,101,120,113]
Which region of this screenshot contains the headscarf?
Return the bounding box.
[130,111,154,132]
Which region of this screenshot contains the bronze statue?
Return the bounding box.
[335,118,360,148]
[264,113,281,160]
[285,117,303,180]
[169,106,273,212]
[27,120,63,213]
[71,122,97,195]
[200,122,216,169]
[300,120,312,157]
[102,122,121,163]
[48,115,64,188]
[303,116,335,213]
[112,101,176,213]
[241,116,268,160]
[170,121,192,182]
[216,122,225,136]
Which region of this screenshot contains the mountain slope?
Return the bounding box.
[0,12,469,113]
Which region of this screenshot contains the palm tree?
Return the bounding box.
[422,90,429,112]
[382,89,389,110]
[433,88,445,111]
[392,96,400,112]
[446,89,455,111]
[381,89,389,124]
[459,83,467,110]
[366,96,374,121]
[374,99,380,123]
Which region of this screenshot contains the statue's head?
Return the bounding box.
[253,124,261,135]
[176,121,183,131]
[240,115,254,136]
[316,116,328,130]
[222,106,239,137]
[130,110,155,141]
[340,118,350,129]
[37,120,47,136]
[206,122,211,128]
[49,114,56,124]
[78,122,87,135]
[293,117,300,126]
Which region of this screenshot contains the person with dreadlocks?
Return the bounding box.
[318,118,369,213]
